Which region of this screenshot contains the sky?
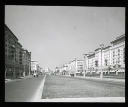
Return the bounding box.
[5,6,125,70]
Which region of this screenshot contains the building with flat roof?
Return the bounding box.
[110,34,125,75]
[22,49,31,76]
[31,60,38,74]
[68,59,84,75]
[84,34,125,75]
[5,24,31,79]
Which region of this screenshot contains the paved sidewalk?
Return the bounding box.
[5,75,33,83]
[58,75,125,83]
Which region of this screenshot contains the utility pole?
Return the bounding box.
[23,50,26,77]
[83,54,87,77]
[100,44,104,79]
[83,53,93,77]
[74,58,77,77]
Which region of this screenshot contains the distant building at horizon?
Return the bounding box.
[45,67,49,72]
[31,60,38,74]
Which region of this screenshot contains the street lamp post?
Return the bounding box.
[88,52,95,77]
[100,44,104,79]
[69,61,70,75]
[83,54,87,77]
[28,51,31,76]
[75,58,77,77]
[23,53,25,77]
[83,54,91,77]
[29,60,30,76]
[83,55,86,77]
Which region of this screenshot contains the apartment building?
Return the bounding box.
[57,34,125,76]
[86,53,95,73]
[102,46,111,73]
[70,60,76,73]
[84,34,125,75]
[76,60,84,73]
[31,60,38,74]
[5,24,19,78]
[5,24,32,79]
[69,59,84,74]
[5,24,20,78]
[22,49,31,76]
[110,34,125,74]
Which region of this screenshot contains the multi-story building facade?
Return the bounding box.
[70,60,76,73]
[31,60,38,74]
[94,48,100,73]
[45,67,49,73]
[76,60,84,73]
[5,24,32,79]
[93,46,111,74]
[68,59,84,75]
[58,34,125,76]
[102,46,111,73]
[17,42,24,77]
[110,34,125,74]
[62,63,70,75]
[86,53,95,73]
[5,24,19,78]
[22,49,31,76]
[84,34,125,75]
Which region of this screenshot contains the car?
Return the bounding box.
[33,73,38,77]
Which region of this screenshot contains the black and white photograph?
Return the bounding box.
[5,6,125,102]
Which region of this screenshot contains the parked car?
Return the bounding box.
[33,73,38,77]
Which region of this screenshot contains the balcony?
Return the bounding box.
[10,45,15,49]
[9,54,14,58]
[19,58,22,61]
[19,62,22,64]
[19,51,22,54]
[10,50,15,53]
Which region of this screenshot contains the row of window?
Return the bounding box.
[5,48,30,59]
[5,30,31,65]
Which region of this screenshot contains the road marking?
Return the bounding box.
[32,75,46,102]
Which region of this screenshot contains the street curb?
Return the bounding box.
[38,97,125,102]
[5,75,32,83]
[34,75,46,102]
[35,75,125,102]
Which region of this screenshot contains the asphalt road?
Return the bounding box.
[42,75,125,99]
[5,75,44,102]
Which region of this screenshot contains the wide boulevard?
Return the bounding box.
[5,74,125,102]
[42,75,125,99]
